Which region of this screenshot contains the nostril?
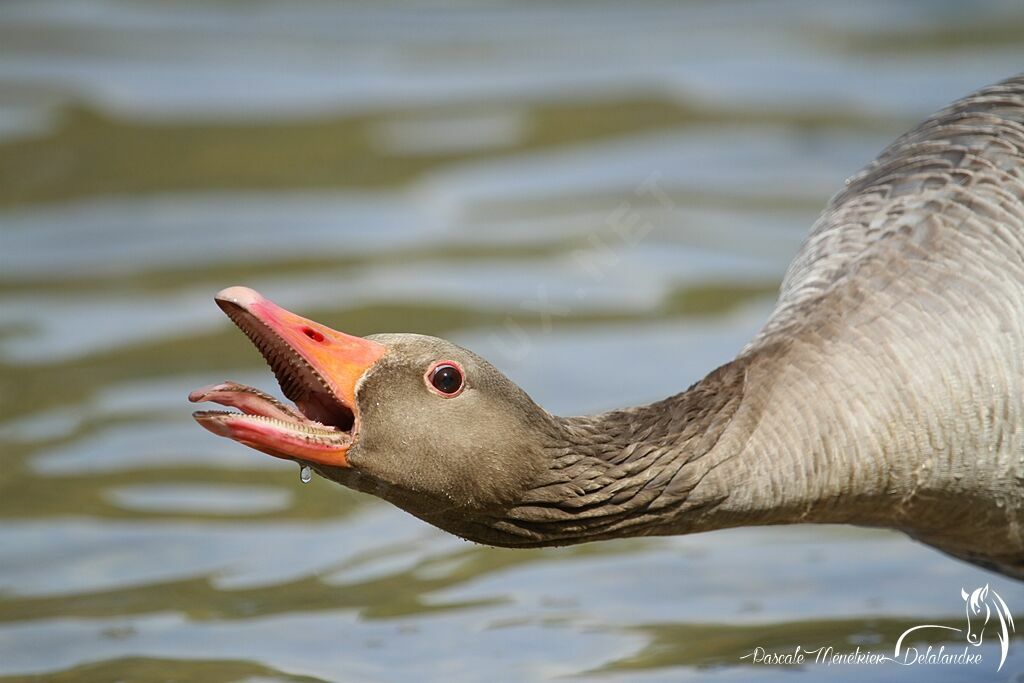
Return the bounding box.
[302,327,325,343]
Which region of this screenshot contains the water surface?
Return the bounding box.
[2,2,1024,681]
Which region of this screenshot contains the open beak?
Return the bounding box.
[190,286,386,468]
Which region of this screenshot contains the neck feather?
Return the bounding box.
[418,334,1009,554]
[482,356,766,546]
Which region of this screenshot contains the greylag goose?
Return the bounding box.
[191,74,1024,579]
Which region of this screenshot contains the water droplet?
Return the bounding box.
[299,464,312,484]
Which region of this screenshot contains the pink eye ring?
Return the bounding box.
[425,361,465,397]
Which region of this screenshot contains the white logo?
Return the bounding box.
[740,584,1016,671]
[894,584,1015,671]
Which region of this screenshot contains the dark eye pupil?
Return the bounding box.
[431,365,462,394]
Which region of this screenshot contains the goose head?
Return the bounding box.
[191,287,556,535]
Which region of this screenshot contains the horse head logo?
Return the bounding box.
[961,584,1015,663]
[895,584,1016,672]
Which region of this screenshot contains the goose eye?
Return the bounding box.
[427,362,464,396]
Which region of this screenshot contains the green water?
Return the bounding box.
[2,2,1024,681]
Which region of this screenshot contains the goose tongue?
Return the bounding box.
[188,382,310,423]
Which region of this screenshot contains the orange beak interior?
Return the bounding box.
[189,286,386,468]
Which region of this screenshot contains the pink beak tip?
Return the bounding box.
[215,286,264,307]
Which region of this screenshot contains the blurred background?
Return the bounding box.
[2,1,1024,681]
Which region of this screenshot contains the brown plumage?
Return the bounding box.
[193,74,1024,580]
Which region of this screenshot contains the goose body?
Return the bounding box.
[727,75,1024,577]
[192,75,1024,580]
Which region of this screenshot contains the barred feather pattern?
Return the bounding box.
[487,75,1024,577]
